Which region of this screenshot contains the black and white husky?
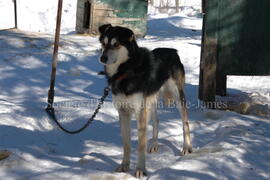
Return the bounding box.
[98,24,193,178]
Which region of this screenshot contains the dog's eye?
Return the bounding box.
[113,42,120,48]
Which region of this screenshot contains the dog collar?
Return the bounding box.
[116,73,129,81]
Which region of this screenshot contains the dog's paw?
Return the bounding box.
[135,168,147,178]
[148,142,159,153]
[181,146,193,155]
[115,163,129,172]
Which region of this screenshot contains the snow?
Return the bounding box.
[148,0,201,17]
[1,6,270,180]
[0,0,201,35]
[0,1,15,29]
[0,0,76,34]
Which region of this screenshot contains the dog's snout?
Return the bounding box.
[100,55,108,63]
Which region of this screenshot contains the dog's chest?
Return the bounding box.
[112,93,143,112]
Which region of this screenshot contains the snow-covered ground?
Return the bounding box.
[0,0,76,34]
[0,12,270,180]
[0,0,201,34]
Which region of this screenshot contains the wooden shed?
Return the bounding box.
[76,0,148,36]
[199,0,270,102]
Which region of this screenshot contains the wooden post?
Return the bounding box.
[175,0,179,13]
[216,72,227,96]
[199,4,205,100]
[199,0,218,102]
[13,0,17,28]
[199,37,217,102]
[201,0,206,13]
[47,0,63,109]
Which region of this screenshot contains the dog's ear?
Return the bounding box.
[98,24,112,35]
[129,34,135,42]
[123,28,135,42]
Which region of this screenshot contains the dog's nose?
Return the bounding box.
[100,55,108,63]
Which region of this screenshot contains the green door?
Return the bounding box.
[205,0,270,75]
[199,0,270,101]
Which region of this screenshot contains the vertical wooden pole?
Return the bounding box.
[199,0,218,103]
[175,0,179,13]
[201,0,205,13]
[216,72,227,96]
[199,0,206,100]
[47,0,63,109]
[13,0,17,28]
[199,37,217,102]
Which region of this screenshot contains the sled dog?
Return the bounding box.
[98,24,192,178]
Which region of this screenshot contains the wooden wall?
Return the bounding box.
[76,0,147,36]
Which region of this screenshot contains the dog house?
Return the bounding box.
[199,0,270,102]
[76,0,148,36]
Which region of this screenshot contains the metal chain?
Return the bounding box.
[46,86,111,134]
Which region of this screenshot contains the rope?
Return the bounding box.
[46,86,111,134]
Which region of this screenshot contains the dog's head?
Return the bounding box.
[98,24,138,65]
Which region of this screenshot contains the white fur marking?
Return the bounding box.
[105,46,129,77]
[103,36,108,45]
[159,78,179,99]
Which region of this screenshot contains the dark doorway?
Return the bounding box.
[83,1,91,29]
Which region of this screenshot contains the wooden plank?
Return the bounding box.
[94,9,115,17]
[94,3,114,11]
[93,16,143,28]
[93,16,124,25]
[95,16,141,22]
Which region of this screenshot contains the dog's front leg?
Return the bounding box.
[135,106,148,178]
[115,109,131,172]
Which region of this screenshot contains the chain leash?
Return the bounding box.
[46,86,111,134]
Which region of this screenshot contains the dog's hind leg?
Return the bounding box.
[135,99,151,178]
[148,103,159,153]
[178,87,193,155]
[173,71,193,155]
[115,109,131,172]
